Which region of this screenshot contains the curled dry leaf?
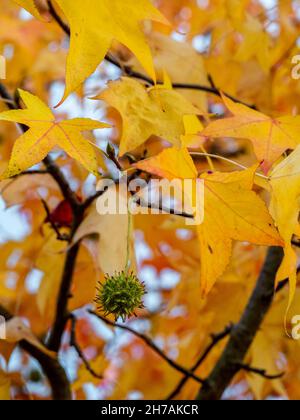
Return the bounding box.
[3,317,56,358]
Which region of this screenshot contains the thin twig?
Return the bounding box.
[0,84,17,111]
[134,197,194,220]
[166,324,233,400]
[238,363,284,380]
[190,152,268,179]
[47,0,70,35]
[292,239,300,247]
[16,170,48,177]
[69,315,103,380]
[88,310,206,385]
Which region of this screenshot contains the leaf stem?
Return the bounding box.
[190,152,269,179]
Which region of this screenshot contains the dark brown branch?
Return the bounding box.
[43,156,80,210]
[0,305,71,400]
[46,1,256,110]
[47,0,70,36]
[46,239,82,352]
[0,84,17,111]
[134,197,194,220]
[166,324,233,400]
[276,279,289,293]
[69,315,103,380]
[16,170,48,176]
[197,246,284,400]
[291,239,300,247]
[238,363,284,380]
[88,310,206,385]
[82,186,109,210]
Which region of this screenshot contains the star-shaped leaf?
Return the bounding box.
[99,77,200,156]
[13,0,42,19]
[0,90,108,178]
[136,147,283,294]
[52,0,168,102]
[201,94,300,173]
[270,146,300,316]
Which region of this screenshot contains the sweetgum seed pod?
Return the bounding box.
[96,271,146,321]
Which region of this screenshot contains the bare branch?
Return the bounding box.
[16,170,48,176]
[134,197,194,220]
[0,305,71,400]
[167,324,233,400]
[69,315,103,380]
[46,239,82,352]
[196,246,284,400]
[238,363,284,380]
[88,310,206,385]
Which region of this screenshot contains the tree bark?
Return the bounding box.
[197,246,284,400]
[0,305,72,400]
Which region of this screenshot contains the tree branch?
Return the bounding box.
[88,310,206,385]
[134,197,195,220]
[196,246,284,400]
[238,363,284,380]
[166,324,233,400]
[43,156,80,210]
[0,305,72,400]
[46,238,82,352]
[69,314,103,380]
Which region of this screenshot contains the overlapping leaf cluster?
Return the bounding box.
[0,0,299,400]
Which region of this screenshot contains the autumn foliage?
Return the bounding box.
[0,0,300,401]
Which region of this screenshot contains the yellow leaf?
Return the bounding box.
[235,16,270,73]
[0,370,10,400]
[201,94,300,173]
[3,317,56,358]
[13,0,42,20]
[269,146,300,316]
[127,32,209,111]
[73,186,133,275]
[0,90,108,178]
[197,170,283,294]
[0,173,59,207]
[54,0,169,102]
[135,147,197,180]
[99,78,201,156]
[136,148,283,294]
[181,115,204,148]
[247,331,286,400]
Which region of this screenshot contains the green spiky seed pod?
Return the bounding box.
[96,271,146,322]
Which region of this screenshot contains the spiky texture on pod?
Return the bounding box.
[96,271,146,321]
